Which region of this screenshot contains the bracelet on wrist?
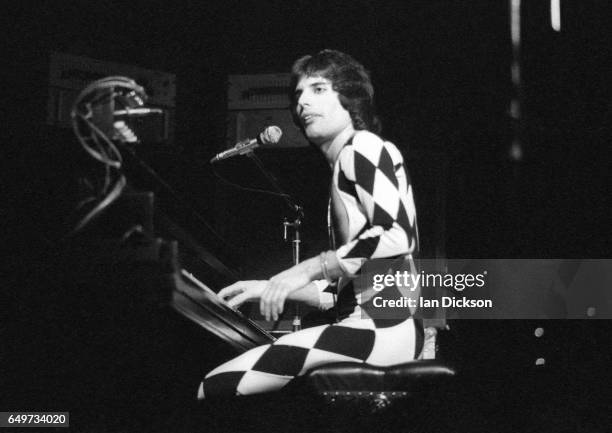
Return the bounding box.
[319,251,337,286]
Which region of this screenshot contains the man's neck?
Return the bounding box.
[320,124,356,168]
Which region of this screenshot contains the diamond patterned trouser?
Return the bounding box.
[198,317,423,399]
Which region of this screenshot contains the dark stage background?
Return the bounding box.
[7,0,610,262]
[3,1,612,432]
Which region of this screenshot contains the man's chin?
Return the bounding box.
[306,136,326,147]
[304,129,324,143]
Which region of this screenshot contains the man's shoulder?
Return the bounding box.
[350,130,402,163]
[352,130,384,148]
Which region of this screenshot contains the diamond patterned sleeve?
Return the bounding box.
[335,132,418,276]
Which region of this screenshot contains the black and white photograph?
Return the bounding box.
[3,1,611,432]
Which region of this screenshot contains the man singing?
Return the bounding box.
[199,49,423,398]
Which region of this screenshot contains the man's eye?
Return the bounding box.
[314,86,326,93]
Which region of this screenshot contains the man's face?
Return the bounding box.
[294,75,352,145]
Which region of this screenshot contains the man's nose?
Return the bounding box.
[297,91,310,109]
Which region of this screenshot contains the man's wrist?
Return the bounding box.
[318,250,343,284]
[298,256,324,281]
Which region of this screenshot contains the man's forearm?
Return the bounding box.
[286,281,324,307]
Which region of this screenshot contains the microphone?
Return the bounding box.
[210,126,282,163]
[114,108,165,116]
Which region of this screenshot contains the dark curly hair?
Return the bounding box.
[290,49,381,134]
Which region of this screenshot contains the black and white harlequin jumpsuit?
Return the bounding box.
[199,130,423,398]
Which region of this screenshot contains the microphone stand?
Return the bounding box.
[244,150,304,332]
